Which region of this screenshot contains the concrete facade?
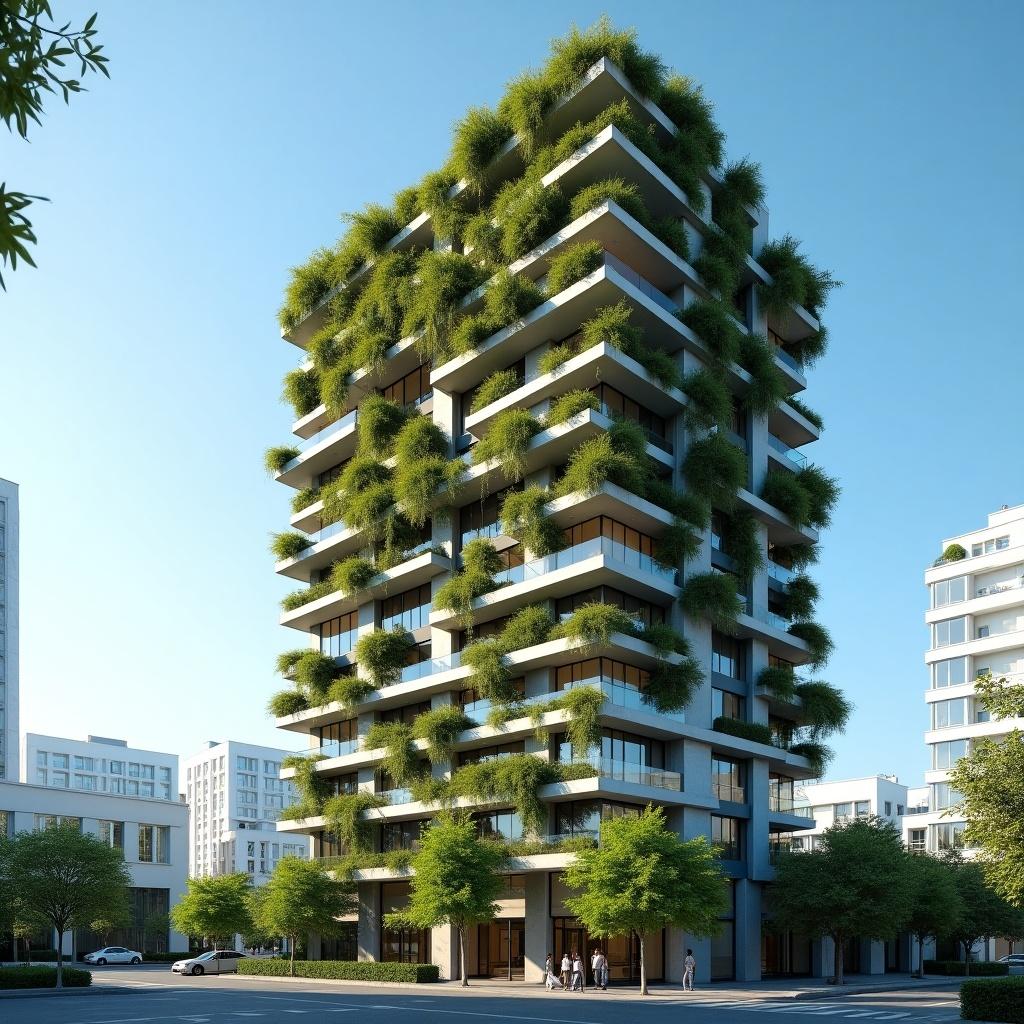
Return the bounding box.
[0,478,19,781]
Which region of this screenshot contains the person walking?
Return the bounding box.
[544,953,558,990]
[560,951,572,990]
[571,951,585,991]
[592,948,608,990]
[683,948,696,991]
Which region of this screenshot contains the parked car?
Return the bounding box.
[83,946,143,965]
[998,954,1024,965]
[171,950,249,976]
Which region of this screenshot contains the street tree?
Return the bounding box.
[941,852,1019,974]
[950,673,1024,908]
[1,2,109,287]
[5,822,131,986]
[563,805,728,995]
[170,874,253,950]
[250,857,356,976]
[904,853,962,976]
[384,813,505,986]
[770,817,913,985]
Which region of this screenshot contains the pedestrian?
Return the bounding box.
[545,953,558,990]
[560,951,572,990]
[683,948,696,991]
[593,947,608,990]
[571,951,585,991]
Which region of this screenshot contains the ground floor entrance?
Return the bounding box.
[469,920,525,980]
[762,931,813,977]
[552,917,664,984]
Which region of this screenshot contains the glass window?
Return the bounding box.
[99,820,124,849]
[930,782,963,811]
[36,750,47,767]
[317,610,359,658]
[932,698,967,730]
[908,829,926,852]
[854,800,870,818]
[932,657,968,689]
[931,739,970,769]
[712,688,745,722]
[712,632,745,680]
[932,821,966,851]
[933,617,967,648]
[52,753,69,769]
[834,802,852,821]
[380,364,432,409]
[555,587,665,628]
[590,383,667,443]
[380,583,432,632]
[932,576,967,608]
[711,815,741,859]
[712,756,745,802]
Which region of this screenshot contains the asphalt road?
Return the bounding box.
[2,965,964,1024]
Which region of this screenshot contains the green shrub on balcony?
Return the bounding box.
[471,409,541,481]
[449,752,562,837]
[270,531,312,561]
[654,518,700,567]
[570,178,648,228]
[548,16,665,96]
[547,685,606,751]
[329,556,378,597]
[282,367,321,419]
[267,690,309,718]
[323,791,389,854]
[677,299,743,365]
[658,71,724,168]
[350,248,418,340]
[320,362,354,417]
[471,368,522,413]
[580,299,642,353]
[797,465,841,530]
[546,241,605,295]
[940,543,967,562]
[357,395,409,460]
[546,389,600,426]
[450,106,514,196]
[354,628,414,689]
[329,676,377,709]
[484,269,547,328]
[694,225,746,301]
[556,422,654,501]
[716,158,764,242]
[501,603,557,652]
[433,538,505,629]
[639,622,690,657]
[757,234,840,321]
[279,247,338,331]
[462,640,518,704]
[652,215,691,261]
[645,656,703,713]
[788,740,832,778]
[682,432,747,510]
[551,602,638,648]
[411,706,473,764]
[264,445,300,476]
[682,367,731,430]
[291,485,321,515]
[713,717,774,746]
[365,721,417,786]
[281,578,335,611]
[493,177,568,262]
[795,681,851,737]
[275,649,308,675]
[287,650,340,704]
[786,395,824,431]
[722,509,764,579]
[782,574,820,621]
[343,203,403,258]
[680,571,743,633]
[416,168,464,241]
[760,470,810,527]
[395,458,463,529]
[757,666,797,700]
[538,341,575,376]
[282,753,330,813]
[738,333,787,416]
[498,70,551,157]
[787,621,834,669]
[500,486,565,556]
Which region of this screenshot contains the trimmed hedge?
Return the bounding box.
[926,959,1009,977]
[24,950,59,961]
[237,958,439,983]
[713,716,775,746]
[961,976,1024,1023]
[0,966,92,989]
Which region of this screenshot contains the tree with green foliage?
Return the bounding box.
[4,822,130,987]
[249,857,356,976]
[950,673,1024,908]
[141,911,170,953]
[770,817,913,985]
[384,813,505,986]
[170,873,253,951]
[903,853,963,977]
[1,2,109,286]
[563,806,728,995]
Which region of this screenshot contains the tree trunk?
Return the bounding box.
[459,927,468,987]
[290,936,297,977]
[55,929,64,989]
[833,934,844,986]
[638,932,647,996]
[963,940,971,977]
[915,933,923,978]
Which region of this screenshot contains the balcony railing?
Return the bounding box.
[769,794,796,813]
[595,401,672,453]
[561,676,685,721]
[461,521,505,547]
[714,783,746,803]
[494,536,676,587]
[766,561,797,585]
[538,830,600,847]
[565,755,682,791]
[379,787,415,805]
[976,578,1024,598]
[400,651,462,683]
[295,409,358,454]
[767,433,807,468]
[603,251,678,314]
[306,738,360,759]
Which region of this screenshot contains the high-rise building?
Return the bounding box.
[183,740,308,883]
[22,734,179,799]
[266,25,840,983]
[909,503,1024,857]
[0,478,19,780]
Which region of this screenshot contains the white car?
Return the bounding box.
[83,946,143,965]
[171,950,249,976]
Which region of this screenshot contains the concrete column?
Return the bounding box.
[431,923,458,981]
[863,938,885,975]
[747,760,770,881]
[524,871,550,983]
[358,882,380,961]
[734,877,762,982]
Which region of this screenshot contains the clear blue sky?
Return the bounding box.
[3,0,1022,782]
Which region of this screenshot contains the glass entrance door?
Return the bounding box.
[475,920,525,980]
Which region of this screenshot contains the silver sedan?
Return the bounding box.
[171,950,249,976]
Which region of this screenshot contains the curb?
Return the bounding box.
[0,987,141,1001]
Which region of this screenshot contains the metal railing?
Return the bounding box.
[561,676,685,722]
[305,738,360,759]
[566,755,682,791]
[295,409,358,455]
[715,783,746,803]
[976,578,1024,598]
[603,252,678,314]
[766,561,797,585]
[767,433,807,468]
[399,651,462,683]
[493,536,676,587]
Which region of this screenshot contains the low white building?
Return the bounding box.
[0,778,189,957]
[23,733,178,801]
[793,775,909,851]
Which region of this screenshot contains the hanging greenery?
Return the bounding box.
[721,509,764,579]
[282,367,322,419]
[268,690,309,718]
[682,432,747,510]
[679,571,743,632]
[546,389,600,426]
[354,628,414,688]
[787,621,834,669]
[323,791,389,854]
[681,367,732,430]
[471,409,541,481]
[328,676,377,709]
[357,395,409,459]
[546,240,605,295]
[411,706,474,764]
[795,680,852,737]
[737,332,787,416]
[264,445,300,475]
[757,665,797,700]
[471,368,522,413]
[364,721,418,785]
[281,754,330,816]
[550,602,638,647]
[644,657,703,713]
[270,531,312,561]
[500,486,566,556]
[782,573,820,621]
[432,538,505,629]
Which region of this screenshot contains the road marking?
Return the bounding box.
[281,1012,310,1015]
[871,1015,911,1020]
[248,997,604,1024]
[231,1014,265,1017]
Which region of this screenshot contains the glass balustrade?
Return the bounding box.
[493,536,676,587]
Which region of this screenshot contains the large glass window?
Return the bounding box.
[459,485,520,546]
[317,610,359,658]
[379,701,431,727]
[138,825,170,864]
[555,658,650,692]
[381,583,431,632]
[932,576,967,608]
[932,697,968,730]
[380,365,431,409]
[712,632,745,680]
[712,756,745,802]
[932,739,970,769]
[590,383,667,444]
[769,774,794,813]
[931,821,966,851]
[711,815,741,859]
[381,819,425,852]
[472,809,523,842]
[555,587,666,627]
[932,657,968,689]
[930,782,963,811]
[554,800,639,838]
[712,688,745,721]
[458,741,525,766]
[933,617,967,648]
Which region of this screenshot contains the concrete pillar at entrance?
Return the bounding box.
[432,924,458,982]
[524,872,550,984]
[358,882,380,962]
[863,938,885,975]
[814,937,832,979]
[734,878,763,982]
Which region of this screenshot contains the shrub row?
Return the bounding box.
[0,966,92,989]
[925,959,1008,976]
[961,976,1024,1023]
[237,958,439,983]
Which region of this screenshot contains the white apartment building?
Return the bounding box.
[0,778,189,957]
[913,504,1024,856]
[0,478,19,780]
[793,775,908,851]
[183,740,308,883]
[23,733,178,801]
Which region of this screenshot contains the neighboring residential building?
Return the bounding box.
[793,775,909,852]
[912,503,1024,856]
[0,478,19,780]
[266,39,838,983]
[183,740,308,883]
[0,778,188,957]
[22,733,178,801]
